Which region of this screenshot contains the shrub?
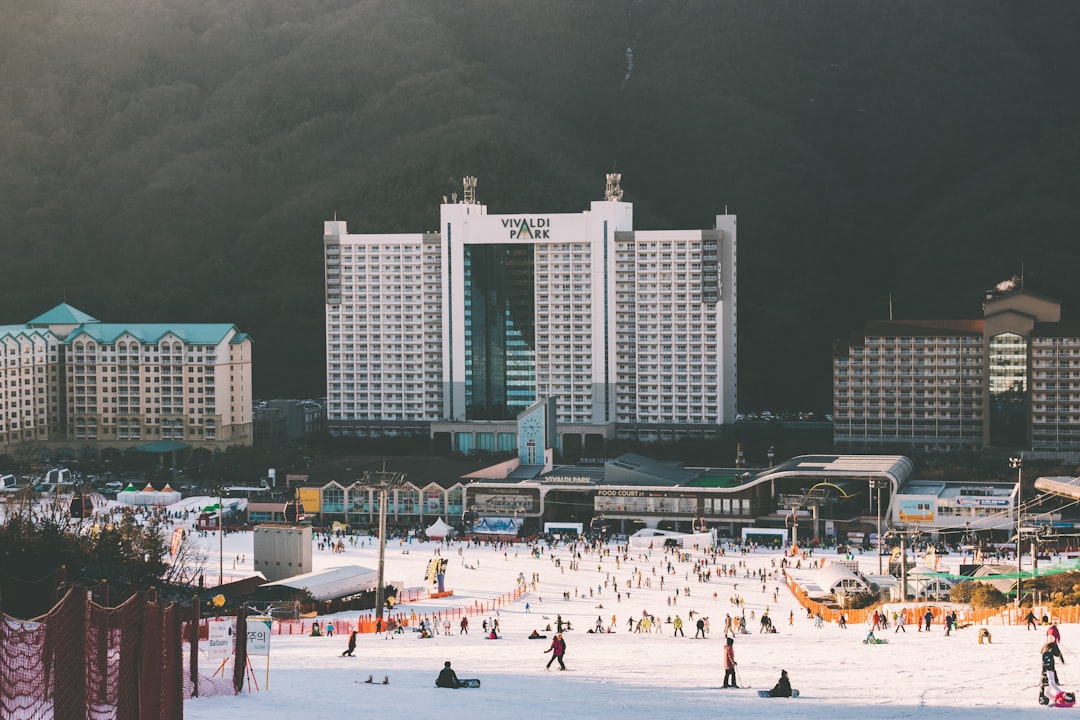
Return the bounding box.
[949,580,977,604]
[968,584,1007,608]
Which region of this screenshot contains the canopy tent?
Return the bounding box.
[116,482,182,507]
[425,517,454,539]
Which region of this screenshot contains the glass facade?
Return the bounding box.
[464,244,536,420]
[989,332,1028,447]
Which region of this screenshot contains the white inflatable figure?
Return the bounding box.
[1042,670,1076,708]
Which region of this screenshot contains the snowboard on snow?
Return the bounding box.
[436,679,481,688]
[758,689,799,698]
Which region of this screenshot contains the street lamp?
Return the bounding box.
[1009,455,1024,609]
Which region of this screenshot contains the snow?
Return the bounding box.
[177,515,1064,719]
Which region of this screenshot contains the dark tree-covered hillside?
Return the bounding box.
[1,0,1078,412]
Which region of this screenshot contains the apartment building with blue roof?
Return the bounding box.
[1,304,252,453]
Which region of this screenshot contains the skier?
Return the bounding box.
[695,617,706,639]
[722,637,738,688]
[1025,610,1038,630]
[673,615,684,637]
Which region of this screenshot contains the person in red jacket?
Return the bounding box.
[723,637,738,688]
[545,633,567,670]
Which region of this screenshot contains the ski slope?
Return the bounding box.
[178,520,1067,720]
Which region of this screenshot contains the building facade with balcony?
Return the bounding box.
[323,175,737,449]
[0,303,253,453]
[834,289,1080,453]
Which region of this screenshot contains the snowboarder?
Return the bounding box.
[766,669,793,697]
[341,630,358,657]
[1026,610,1038,630]
[673,615,684,637]
[436,661,462,688]
[1048,624,1062,644]
[545,633,567,670]
[722,637,738,688]
[695,617,706,638]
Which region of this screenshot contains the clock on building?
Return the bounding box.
[522,417,541,434]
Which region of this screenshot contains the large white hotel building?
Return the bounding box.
[323,176,737,453]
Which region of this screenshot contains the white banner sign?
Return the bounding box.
[207,619,235,661]
[247,617,272,657]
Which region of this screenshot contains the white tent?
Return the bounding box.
[116,482,182,507]
[425,517,453,539]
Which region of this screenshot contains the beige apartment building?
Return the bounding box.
[834,289,1080,453]
[0,304,253,454]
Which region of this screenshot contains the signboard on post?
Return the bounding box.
[208,619,235,661]
[247,617,272,657]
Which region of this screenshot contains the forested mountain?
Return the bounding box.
[2,0,1079,412]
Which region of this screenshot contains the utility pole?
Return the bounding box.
[218,486,224,587]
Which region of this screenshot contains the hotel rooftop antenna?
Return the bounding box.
[463,176,478,205]
[605,173,623,202]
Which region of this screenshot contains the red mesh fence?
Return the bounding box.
[0,587,188,720]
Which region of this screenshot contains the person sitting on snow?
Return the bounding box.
[766,669,793,698]
[436,661,462,689]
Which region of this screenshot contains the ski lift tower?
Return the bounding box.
[777,493,805,548]
[359,469,408,618]
[884,523,923,601]
[803,485,842,545]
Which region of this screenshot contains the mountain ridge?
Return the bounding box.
[1,0,1078,412]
